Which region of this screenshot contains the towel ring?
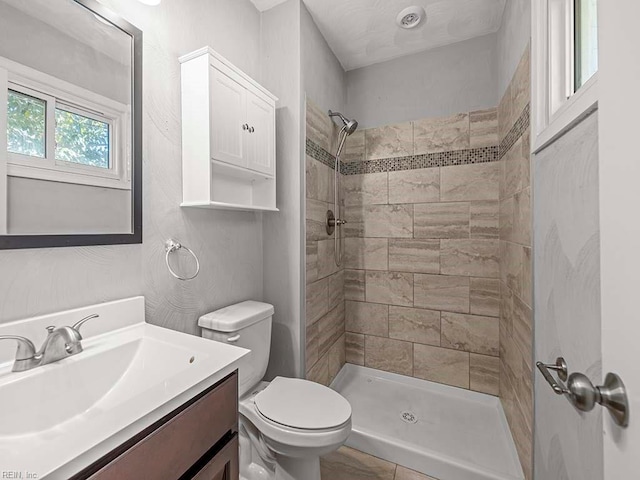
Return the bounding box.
[165,239,200,281]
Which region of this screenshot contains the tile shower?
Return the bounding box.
[305,45,532,479]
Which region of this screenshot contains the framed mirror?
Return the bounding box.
[0,0,142,249]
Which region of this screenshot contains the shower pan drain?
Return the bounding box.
[400,411,418,424]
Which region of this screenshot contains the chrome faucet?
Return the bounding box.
[0,314,99,372]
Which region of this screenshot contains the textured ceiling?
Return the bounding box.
[249,0,289,12]
[302,0,506,71]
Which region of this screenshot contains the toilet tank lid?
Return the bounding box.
[198,300,274,332]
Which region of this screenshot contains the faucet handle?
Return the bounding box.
[71,314,100,338]
[0,336,37,361]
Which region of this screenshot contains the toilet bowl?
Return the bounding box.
[199,301,352,480]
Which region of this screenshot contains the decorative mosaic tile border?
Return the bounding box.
[305,104,530,176]
[499,104,530,158]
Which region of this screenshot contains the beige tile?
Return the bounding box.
[388,168,440,204]
[329,270,345,309]
[512,188,532,246]
[318,302,345,357]
[414,274,470,313]
[512,44,530,118]
[307,277,329,325]
[344,238,388,270]
[498,83,512,141]
[306,198,330,242]
[470,201,499,239]
[414,344,470,388]
[306,99,333,151]
[470,108,498,148]
[321,446,396,480]
[441,239,500,278]
[522,246,532,307]
[470,353,500,395]
[306,322,319,368]
[343,173,388,206]
[503,138,530,199]
[346,204,413,238]
[345,332,365,365]
[306,241,318,284]
[306,155,334,203]
[389,306,440,346]
[366,271,414,307]
[307,352,329,385]
[345,269,366,301]
[470,278,500,317]
[499,196,515,241]
[318,239,339,279]
[414,113,469,154]
[441,312,499,356]
[328,333,346,382]
[389,239,439,274]
[512,293,533,362]
[394,466,439,480]
[501,240,525,297]
[344,130,365,162]
[365,335,413,376]
[345,301,389,337]
[441,162,499,202]
[414,203,470,239]
[365,122,413,160]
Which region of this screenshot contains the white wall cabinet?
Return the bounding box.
[180,47,278,211]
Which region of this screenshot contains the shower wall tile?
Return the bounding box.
[441,312,499,356]
[414,113,470,154]
[345,204,413,238]
[328,334,346,381]
[329,270,345,309]
[345,269,366,301]
[470,108,499,148]
[388,239,440,274]
[413,344,470,389]
[345,332,365,365]
[345,301,389,337]
[441,239,500,278]
[306,276,329,325]
[414,202,470,239]
[365,271,414,307]
[306,322,319,368]
[389,306,440,346]
[306,154,334,203]
[470,278,500,317]
[503,138,530,199]
[512,45,530,120]
[317,239,339,278]
[306,99,333,152]
[440,162,500,202]
[414,274,470,313]
[470,353,500,395]
[343,130,365,162]
[365,122,414,160]
[344,238,388,270]
[343,173,388,206]
[306,241,318,285]
[307,353,329,386]
[470,201,500,239]
[318,302,346,358]
[388,168,440,204]
[364,335,413,376]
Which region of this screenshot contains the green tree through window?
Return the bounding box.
[7,90,46,158]
[55,108,110,168]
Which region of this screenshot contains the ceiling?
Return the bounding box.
[252,0,506,71]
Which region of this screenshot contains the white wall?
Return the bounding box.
[261,0,304,379]
[497,0,531,98]
[301,2,346,114]
[345,33,498,129]
[0,0,266,336]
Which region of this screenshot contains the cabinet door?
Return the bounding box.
[192,434,239,480]
[210,67,247,168]
[245,92,275,176]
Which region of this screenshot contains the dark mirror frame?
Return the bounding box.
[0,0,142,250]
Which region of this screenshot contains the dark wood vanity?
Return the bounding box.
[72,372,239,480]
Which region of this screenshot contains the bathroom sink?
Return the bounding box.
[0,297,249,478]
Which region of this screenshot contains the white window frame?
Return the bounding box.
[532,0,599,153]
[0,56,131,190]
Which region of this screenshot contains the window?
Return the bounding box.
[532,0,599,151]
[0,57,129,190]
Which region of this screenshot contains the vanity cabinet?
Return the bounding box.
[73,372,239,480]
[180,47,278,212]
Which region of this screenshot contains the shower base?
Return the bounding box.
[330,364,524,480]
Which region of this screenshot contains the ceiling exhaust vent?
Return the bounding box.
[396,6,426,29]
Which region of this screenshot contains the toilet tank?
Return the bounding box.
[198,301,274,397]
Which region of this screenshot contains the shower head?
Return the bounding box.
[328,110,359,135]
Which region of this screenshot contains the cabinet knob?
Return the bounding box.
[249,126,255,133]
[242,123,249,131]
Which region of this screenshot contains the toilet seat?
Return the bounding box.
[254,377,352,431]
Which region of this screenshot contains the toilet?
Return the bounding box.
[199,300,352,480]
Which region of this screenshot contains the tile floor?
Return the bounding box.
[321,446,438,480]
